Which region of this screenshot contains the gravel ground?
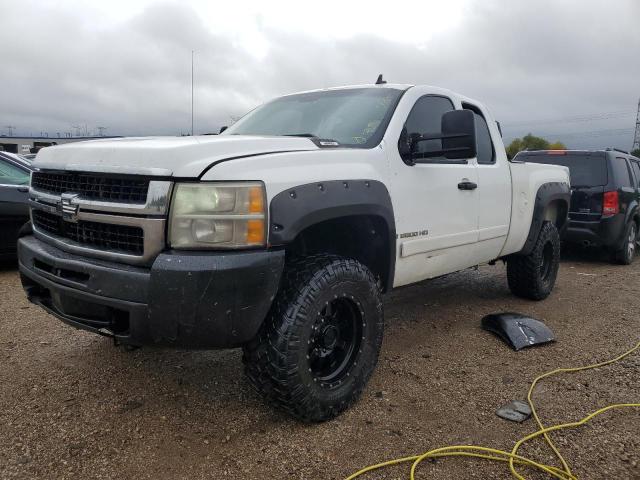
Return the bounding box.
[1,250,638,480]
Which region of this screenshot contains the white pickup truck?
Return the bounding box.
[19,82,570,422]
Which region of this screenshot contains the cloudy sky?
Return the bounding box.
[1,0,639,149]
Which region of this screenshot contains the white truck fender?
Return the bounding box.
[501,161,571,257]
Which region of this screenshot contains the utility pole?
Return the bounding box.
[97,126,107,137]
[4,125,15,136]
[633,98,640,152]
[191,50,194,136]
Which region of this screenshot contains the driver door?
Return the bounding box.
[388,94,480,287]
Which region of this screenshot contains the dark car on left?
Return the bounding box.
[0,152,33,260]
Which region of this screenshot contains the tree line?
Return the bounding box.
[507,133,640,159]
[506,134,566,159]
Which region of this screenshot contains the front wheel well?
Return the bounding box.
[285,215,393,292]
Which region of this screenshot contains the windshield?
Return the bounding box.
[521,153,608,187]
[0,157,30,185]
[223,88,404,148]
[0,152,32,169]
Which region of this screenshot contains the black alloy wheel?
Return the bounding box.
[308,297,363,387]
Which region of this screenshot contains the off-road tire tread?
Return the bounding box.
[507,221,560,301]
[243,254,383,422]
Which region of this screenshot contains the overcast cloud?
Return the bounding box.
[1,0,639,149]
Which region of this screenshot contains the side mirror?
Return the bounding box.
[219,126,228,134]
[410,110,477,162]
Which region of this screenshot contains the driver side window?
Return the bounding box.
[399,95,455,161]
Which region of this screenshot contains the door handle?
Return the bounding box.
[457,181,478,190]
[17,186,29,193]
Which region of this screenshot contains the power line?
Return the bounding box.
[507,128,635,140]
[503,110,636,129]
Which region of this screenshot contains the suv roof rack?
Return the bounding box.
[605,147,630,155]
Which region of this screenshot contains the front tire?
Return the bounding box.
[243,255,384,422]
[507,221,561,300]
[614,221,637,265]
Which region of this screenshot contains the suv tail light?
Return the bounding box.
[602,191,619,216]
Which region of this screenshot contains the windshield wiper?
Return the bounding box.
[284,133,318,138]
[284,133,341,146]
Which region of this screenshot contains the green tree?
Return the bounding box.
[632,148,640,158]
[506,133,566,159]
[548,141,567,150]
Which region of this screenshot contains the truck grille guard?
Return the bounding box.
[28,172,172,266]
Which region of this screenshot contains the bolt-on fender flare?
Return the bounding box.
[268,179,396,288]
[518,182,570,256]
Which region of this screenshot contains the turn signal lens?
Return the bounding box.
[603,191,619,216]
[246,219,266,244]
[249,186,265,214]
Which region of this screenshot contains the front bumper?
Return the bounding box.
[563,214,626,248]
[18,235,284,348]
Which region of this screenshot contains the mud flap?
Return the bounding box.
[481,312,555,351]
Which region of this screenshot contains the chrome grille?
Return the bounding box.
[32,210,144,255]
[29,172,172,265]
[32,172,149,204]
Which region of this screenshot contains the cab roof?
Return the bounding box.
[281,83,414,97]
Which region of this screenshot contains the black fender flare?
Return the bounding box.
[269,180,396,289]
[518,182,570,256]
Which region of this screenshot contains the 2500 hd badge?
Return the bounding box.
[399,229,429,239]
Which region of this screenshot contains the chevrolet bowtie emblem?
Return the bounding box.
[58,193,80,223]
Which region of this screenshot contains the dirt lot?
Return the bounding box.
[1,251,638,480]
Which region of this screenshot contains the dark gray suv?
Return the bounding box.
[515,148,640,264]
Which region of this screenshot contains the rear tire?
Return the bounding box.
[507,221,560,300]
[243,254,384,422]
[614,221,637,265]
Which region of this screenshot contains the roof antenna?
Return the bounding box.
[375,74,387,85]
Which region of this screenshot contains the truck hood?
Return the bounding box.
[33,135,319,177]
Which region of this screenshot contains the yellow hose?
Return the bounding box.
[345,341,640,480]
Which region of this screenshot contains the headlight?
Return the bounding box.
[168,182,266,249]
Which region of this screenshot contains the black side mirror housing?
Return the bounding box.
[440,109,477,160]
[408,109,477,163]
[219,126,228,134]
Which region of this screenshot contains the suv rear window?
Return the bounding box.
[519,153,608,187]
